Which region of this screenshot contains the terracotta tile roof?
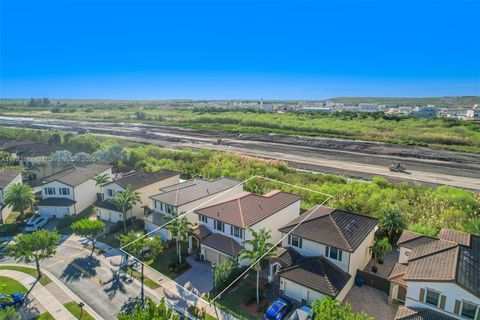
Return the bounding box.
[408,240,458,261]
[112,170,178,190]
[394,306,457,320]
[439,228,471,246]
[279,205,377,252]
[201,233,244,257]
[193,224,212,240]
[195,190,301,228]
[388,263,408,286]
[150,177,241,207]
[44,164,112,187]
[278,256,351,298]
[401,229,479,298]
[272,247,301,268]
[397,230,437,249]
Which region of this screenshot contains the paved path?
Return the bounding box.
[0,269,76,320]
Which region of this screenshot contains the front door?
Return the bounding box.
[397,286,406,302]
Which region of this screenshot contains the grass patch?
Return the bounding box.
[0,276,28,294]
[125,267,160,289]
[145,243,190,279]
[64,302,95,320]
[35,312,55,320]
[0,265,52,286]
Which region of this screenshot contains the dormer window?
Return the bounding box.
[59,187,70,195]
[44,187,55,195]
[326,246,342,261]
[288,235,302,249]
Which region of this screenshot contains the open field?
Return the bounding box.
[1,102,479,153]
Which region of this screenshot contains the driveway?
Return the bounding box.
[344,285,398,319]
[175,255,213,295]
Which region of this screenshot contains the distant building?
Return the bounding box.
[411,105,437,118]
[300,107,333,113]
[466,109,479,119]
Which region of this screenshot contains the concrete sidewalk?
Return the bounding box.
[0,269,76,320]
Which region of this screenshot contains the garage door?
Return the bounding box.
[204,247,220,264]
[39,206,70,218]
[283,279,306,303]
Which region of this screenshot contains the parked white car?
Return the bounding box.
[24,216,49,233]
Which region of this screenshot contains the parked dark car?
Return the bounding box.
[264,297,292,320]
[0,293,26,308]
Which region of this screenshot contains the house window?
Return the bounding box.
[231,226,243,239]
[326,246,343,261]
[199,214,208,223]
[160,202,164,211]
[425,289,440,307]
[214,220,224,232]
[44,187,55,195]
[288,235,302,248]
[59,188,70,195]
[107,189,115,197]
[461,301,478,320]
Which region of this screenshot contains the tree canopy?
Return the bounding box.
[71,219,105,255]
[312,297,373,320]
[117,298,180,320]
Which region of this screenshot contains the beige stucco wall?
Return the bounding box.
[0,172,22,223]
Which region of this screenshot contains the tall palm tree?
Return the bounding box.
[109,185,141,232]
[166,213,192,264]
[23,162,46,182]
[240,228,276,305]
[4,183,35,219]
[369,239,383,273]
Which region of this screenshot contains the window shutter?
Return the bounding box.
[339,250,343,261]
[419,288,425,302]
[299,238,303,249]
[454,300,461,314]
[288,235,291,245]
[326,246,330,257]
[439,295,446,309]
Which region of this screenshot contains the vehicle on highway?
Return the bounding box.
[264,297,292,320]
[288,306,313,320]
[389,163,407,172]
[24,215,49,232]
[0,293,26,308]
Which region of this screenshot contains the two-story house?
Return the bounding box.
[270,205,378,305]
[145,177,243,238]
[192,190,302,266]
[38,164,113,218]
[390,229,479,320]
[95,170,179,223]
[0,169,22,223]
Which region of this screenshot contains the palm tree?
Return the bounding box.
[378,207,405,242]
[240,228,276,305]
[23,162,46,182]
[166,213,192,264]
[369,237,392,272]
[92,173,112,186]
[377,237,393,264]
[109,185,141,232]
[4,183,35,220]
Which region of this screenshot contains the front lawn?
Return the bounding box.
[145,242,190,279]
[64,301,95,320]
[35,312,55,320]
[0,276,28,294]
[99,221,144,249]
[0,265,52,286]
[213,272,271,320]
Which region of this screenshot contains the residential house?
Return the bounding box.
[0,169,22,223]
[95,170,179,223]
[192,190,301,265]
[389,229,479,320]
[270,205,378,305]
[145,177,243,238]
[38,164,113,218]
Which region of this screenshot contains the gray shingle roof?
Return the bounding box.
[44,164,112,187]
[38,197,76,207]
[278,256,351,298]
[112,170,178,190]
[279,205,378,252]
[201,233,244,257]
[397,230,439,249]
[150,177,242,207]
[272,247,301,268]
[1,141,62,157]
[195,190,301,228]
[0,169,21,189]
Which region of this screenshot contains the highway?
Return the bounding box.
[1,115,479,191]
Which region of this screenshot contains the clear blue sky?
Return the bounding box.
[1,0,479,99]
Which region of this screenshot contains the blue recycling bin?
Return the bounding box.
[355,275,364,287]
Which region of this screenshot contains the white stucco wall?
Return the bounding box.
[399,246,412,264]
[0,172,22,223]
[280,278,327,305]
[38,204,74,218]
[96,206,125,223]
[405,281,480,319]
[348,227,375,275]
